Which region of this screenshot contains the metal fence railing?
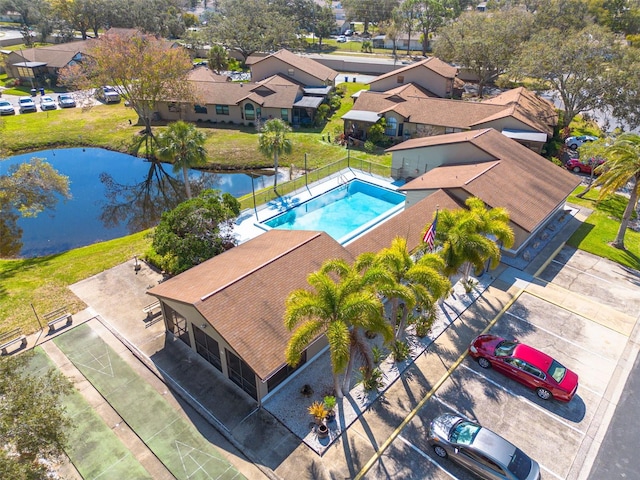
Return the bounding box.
[237,156,393,211]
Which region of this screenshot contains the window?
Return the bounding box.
[225,349,258,400]
[522,362,545,379]
[193,325,222,372]
[267,351,306,391]
[168,102,180,113]
[385,117,397,136]
[396,75,404,84]
[281,108,288,122]
[244,103,255,121]
[215,105,229,115]
[194,104,208,114]
[445,127,461,134]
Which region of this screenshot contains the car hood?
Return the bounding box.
[429,413,461,439]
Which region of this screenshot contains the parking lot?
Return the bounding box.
[360,246,639,480]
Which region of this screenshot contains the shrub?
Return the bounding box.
[391,340,410,362]
[359,366,384,391]
[364,140,375,153]
[308,401,327,424]
[372,345,383,364]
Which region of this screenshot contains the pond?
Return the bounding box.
[1,148,279,258]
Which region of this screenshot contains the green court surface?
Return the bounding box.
[54,324,245,480]
[28,349,152,479]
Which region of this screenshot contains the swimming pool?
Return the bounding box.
[263,179,405,244]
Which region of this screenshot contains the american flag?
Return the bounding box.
[422,212,438,251]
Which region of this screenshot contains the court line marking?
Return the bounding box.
[396,435,460,479]
[457,363,586,435]
[353,289,525,479]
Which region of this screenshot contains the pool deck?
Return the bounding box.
[232,168,404,245]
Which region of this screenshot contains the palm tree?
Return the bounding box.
[592,133,640,249]
[156,121,207,199]
[207,45,229,74]
[375,237,450,340]
[284,257,393,398]
[433,198,514,281]
[258,119,292,191]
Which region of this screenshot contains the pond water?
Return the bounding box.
[1,148,278,258]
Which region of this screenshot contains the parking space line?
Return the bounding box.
[396,435,460,480]
[458,363,586,435]
[354,289,526,479]
[539,463,565,480]
[504,310,616,363]
[550,259,612,284]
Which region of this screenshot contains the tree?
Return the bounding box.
[601,47,640,132]
[589,133,640,249]
[514,25,617,127]
[434,9,533,97]
[414,0,460,56]
[207,44,229,74]
[258,118,293,191]
[375,237,450,340]
[431,198,514,280]
[151,189,240,274]
[0,158,71,257]
[534,0,593,32]
[397,0,419,55]
[342,0,399,33]
[59,31,194,138]
[284,257,393,398]
[312,2,336,48]
[156,121,208,199]
[0,352,72,476]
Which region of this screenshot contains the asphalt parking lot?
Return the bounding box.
[362,246,640,480]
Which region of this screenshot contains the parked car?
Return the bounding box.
[57,93,77,108]
[96,86,121,104]
[428,413,541,480]
[337,35,347,43]
[0,99,15,115]
[565,135,598,149]
[469,334,579,401]
[18,96,37,113]
[344,29,353,36]
[565,157,605,174]
[40,95,57,111]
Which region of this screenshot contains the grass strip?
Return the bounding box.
[54,324,246,480]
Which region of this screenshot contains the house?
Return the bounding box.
[367,56,459,98]
[343,85,557,153]
[386,128,580,253]
[371,34,424,52]
[248,49,339,88]
[146,229,355,404]
[156,68,326,126]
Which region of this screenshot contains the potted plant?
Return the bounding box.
[308,401,327,426]
[323,395,337,421]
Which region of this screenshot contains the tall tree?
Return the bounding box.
[284,256,393,398]
[156,121,208,199]
[342,0,399,33]
[258,118,293,191]
[59,31,194,138]
[601,46,640,132]
[312,2,336,48]
[0,352,72,476]
[151,189,240,274]
[397,0,419,55]
[207,44,229,74]
[414,0,460,56]
[0,158,71,257]
[375,237,450,340]
[514,24,618,128]
[534,0,593,32]
[590,133,640,249]
[434,9,533,97]
[431,198,514,280]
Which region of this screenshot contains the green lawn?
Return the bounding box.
[567,186,640,270]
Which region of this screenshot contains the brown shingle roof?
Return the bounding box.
[398,129,580,233]
[346,190,462,257]
[368,56,458,84]
[187,67,230,83]
[190,79,301,107]
[252,49,338,83]
[16,40,95,68]
[148,230,354,380]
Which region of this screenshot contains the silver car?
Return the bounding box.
[428,414,540,480]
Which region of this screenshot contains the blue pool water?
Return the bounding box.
[264,180,405,243]
[1,148,278,258]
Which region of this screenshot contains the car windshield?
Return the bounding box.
[547,360,566,383]
[508,448,532,480]
[494,340,517,357]
[449,421,481,445]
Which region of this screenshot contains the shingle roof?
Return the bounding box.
[397,129,581,233]
[368,56,458,84]
[187,67,230,83]
[251,49,339,83]
[14,40,95,68]
[346,190,462,257]
[148,230,354,380]
[190,78,301,108]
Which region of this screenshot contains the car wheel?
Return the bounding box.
[569,144,578,150]
[572,166,582,173]
[478,357,491,369]
[433,445,448,458]
[536,388,551,400]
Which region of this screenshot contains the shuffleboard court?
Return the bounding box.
[54,324,246,480]
[28,348,153,479]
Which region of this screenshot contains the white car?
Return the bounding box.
[18,96,37,113]
[0,99,15,115]
[565,135,598,150]
[337,35,347,43]
[40,95,57,111]
[96,86,121,104]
